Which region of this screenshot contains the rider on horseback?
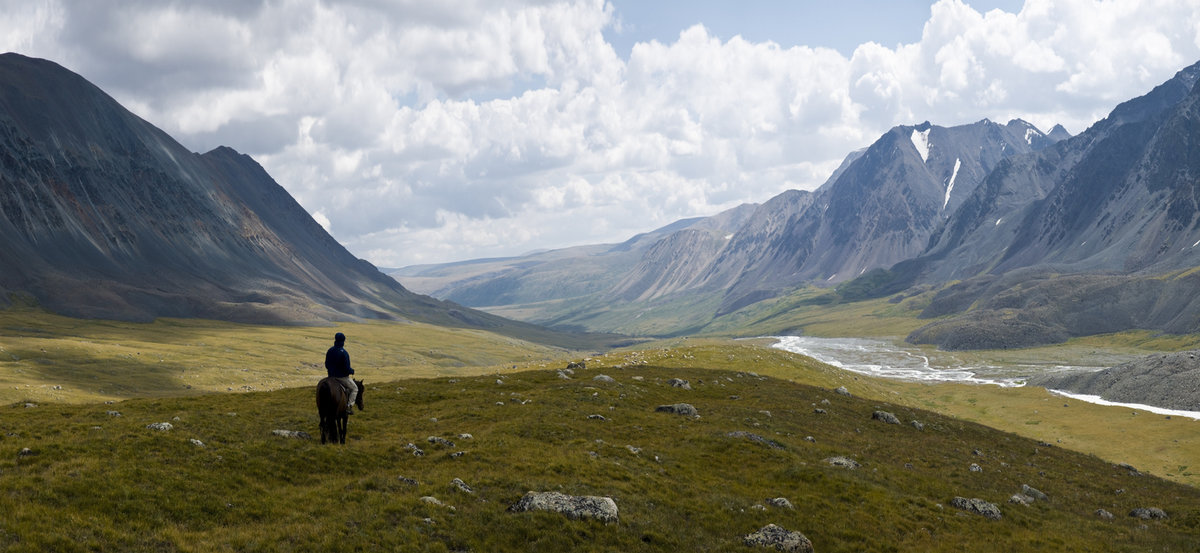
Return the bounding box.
[324,332,358,414]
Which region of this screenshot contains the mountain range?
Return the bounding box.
[398,59,1200,349]
[0,53,616,349]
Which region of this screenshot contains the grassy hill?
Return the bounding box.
[4,343,1199,552]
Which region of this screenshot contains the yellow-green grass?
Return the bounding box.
[0,308,567,405]
[4,348,1200,552]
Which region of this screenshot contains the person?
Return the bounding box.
[324,332,358,414]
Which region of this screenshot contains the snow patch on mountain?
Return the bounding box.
[943,158,961,210]
[1024,128,1042,145]
[911,128,931,162]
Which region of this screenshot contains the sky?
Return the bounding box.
[3,0,1200,268]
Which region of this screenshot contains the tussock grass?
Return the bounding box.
[3,344,1200,551]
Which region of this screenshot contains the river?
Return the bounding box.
[770,335,1200,420]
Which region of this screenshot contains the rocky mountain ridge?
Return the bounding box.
[0,53,611,348]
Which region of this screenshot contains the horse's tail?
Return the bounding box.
[316,378,344,443]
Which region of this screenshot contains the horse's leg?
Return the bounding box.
[339,414,348,444]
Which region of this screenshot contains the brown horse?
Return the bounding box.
[316,377,364,444]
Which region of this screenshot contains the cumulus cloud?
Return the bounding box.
[3,0,1200,266]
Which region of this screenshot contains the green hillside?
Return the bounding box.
[4,344,1199,552]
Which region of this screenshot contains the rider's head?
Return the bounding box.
[334,332,346,346]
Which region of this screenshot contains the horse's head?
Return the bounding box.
[354,379,364,411]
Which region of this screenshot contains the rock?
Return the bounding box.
[813,408,827,414]
[1129,507,1168,520]
[189,439,205,447]
[1095,509,1115,520]
[834,386,851,396]
[1021,484,1049,502]
[587,414,607,421]
[508,491,618,523]
[726,431,785,450]
[146,422,173,431]
[566,361,586,371]
[824,456,861,470]
[766,497,794,510]
[449,451,466,459]
[593,374,616,383]
[743,524,814,553]
[450,478,474,494]
[871,410,901,425]
[106,411,121,417]
[458,433,473,440]
[405,443,426,456]
[625,445,641,455]
[420,496,445,507]
[398,476,419,487]
[1008,494,1033,506]
[272,429,311,439]
[557,370,572,380]
[951,497,1002,520]
[427,436,455,448]
[969,463,983,472]
[17,447,34,457]
[23,403,36,408]
[667,378,692,390]
[655,403,698,417]
[910,420,924,430]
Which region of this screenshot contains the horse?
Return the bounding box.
[316,377,364,444]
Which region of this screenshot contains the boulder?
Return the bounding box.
[1021,484,1049,502]
[667,378,692,390]
[508,491,618,523]
[1129,507,1168,520]
[450,478,474,494]
[743,524,814,553]
[824,456,861,470]
[146,422,173,431]
[834,386,851,396]
[726,431,785,450]
[951,497,1002,520]
[871,410,901,425]
[593,374,616,383]
[766,497,795,510]
[655,403,699,417]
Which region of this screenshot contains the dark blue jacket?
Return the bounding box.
[325,345,354,378]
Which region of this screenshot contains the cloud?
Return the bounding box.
[3,0,1200,266]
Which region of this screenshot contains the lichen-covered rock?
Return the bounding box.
[146,422,173,431]
[1021,484,1049,502]
[667,378,692,390]
[743,524,814,553]
[871,410,900,425]
[833,386,851,396]
[427,436,455,448]
[508,491,618,523]
[1095,509,1115,520]
[450,478,474,494]
[1129,507,1168,520]
[824,456,861,470]
[951,497,1002,520]
[655,403,698,417]
[766,497,794,510]
[272,429,311,439]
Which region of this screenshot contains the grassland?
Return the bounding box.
[4,343,1200,552]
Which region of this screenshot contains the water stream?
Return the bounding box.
[770,335,1200,420]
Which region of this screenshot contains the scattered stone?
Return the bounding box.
[496,379,504,385]
[727,431,785,450]
[458,433,473,440]
[1008,494,1033,506]
[146,422,173,431]
[557,370,572,380]
[451,478,474,494]
[1129,507,1168,520]
[189,439,205,447]
[625,445,641,455]
[655,403,698,417]
[766,497,794,510]
[23,403,37,409]
[1095,509,1115,520]
[910,420,925,430]
[834,386,851,397]
[667,378,692,390]
[106,411,121,417]
[449,451,466,459]
[824,456,861,470]
[759,410,772,418]
[566,361,586,371]
[1117,463,1142,476]
[743,524,814,553]
[17,448,34,457]
[1021,484,1049,502]
[871,411,901,425]
[398,476,419,487]
[973,449,984,456]
[587,414,607,421]
[813,408,827,415]
[804,436,816,443]
[420,496,445,507]
[272,429,311,439]
[951,497,1002,520]
[508,491,619,523]
[427,436,455,448]
[593,374,616,383]
[750,504,767,511]
[969,463,983,473]
[631,376,644,381]
[405,443,426,456]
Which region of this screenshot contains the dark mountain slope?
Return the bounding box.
[0,53,613,347]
